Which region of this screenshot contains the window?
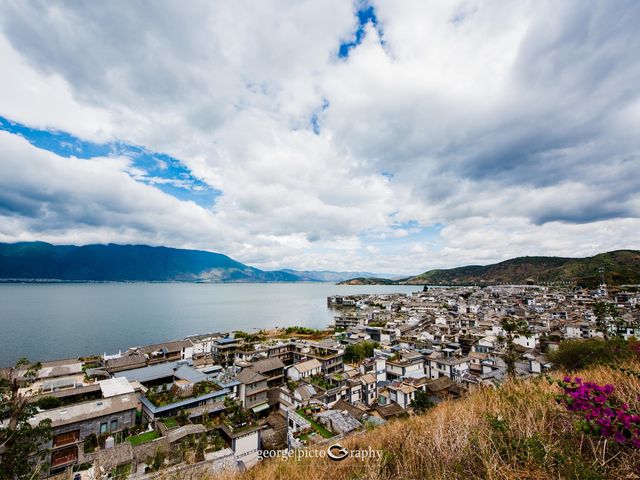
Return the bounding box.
[53,430,79,448]
[100,422,108,434]
[51,446,78,468]
[110,419,118,431]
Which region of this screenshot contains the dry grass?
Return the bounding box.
[205,362,640,480]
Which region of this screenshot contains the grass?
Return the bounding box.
[111,462,131,480]
[210,361,640,480]
[161,417,179,429]
[127,430,160,446]
[296,409,335,439]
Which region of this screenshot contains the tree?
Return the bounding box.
[594,301,614,340]
[344,341,379,364]
[593,301,624,340]
[0,358,52,479]
[499,317,531,379]
[410,390,435,414]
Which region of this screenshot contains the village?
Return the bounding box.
[3,282,640,479]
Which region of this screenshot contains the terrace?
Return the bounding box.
[145,380,222,407]
[140,383,229,422]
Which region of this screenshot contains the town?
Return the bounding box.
[2,282,640,479]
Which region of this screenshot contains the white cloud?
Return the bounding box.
[0,0,638,274]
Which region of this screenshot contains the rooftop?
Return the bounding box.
[99,377,135,398]
[113,360,190,383]
[30,393,135,427]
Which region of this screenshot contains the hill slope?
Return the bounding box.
[0,242,300,282]
[339,250,640,287]
[217,362,640,480]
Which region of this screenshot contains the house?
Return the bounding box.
[385,351,424,381]
[374,402,405,420]
[113,360,204,388]
[275,384,319,411]
[251,357,285,387]
[315,409,361,435]
[525,354,553,374]
[237,368,269,412]
[287,358,322,381]
[423,376,466,404]
[425,352,469,381]
[20,359,88,395]
[186,333,223,356]
[383,381,418,409]
[212,336,242,364]
[113,361,231,421]
[219,424,264,469]
[359,356,387,383]
[468,351,489,375]
[134,340,194,364]
[476,335,498,353]
[140,381,229,422]
[513,332,540,350]
[28,393,137,477]
[360,373,378,405]
[294,342,344,374]
[265,341,297,365]
[105,354,147,374]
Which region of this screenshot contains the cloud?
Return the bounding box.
[0,0,638,274]
[0,131,238,248]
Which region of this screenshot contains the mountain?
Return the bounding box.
[281,269,398,282]
[339,250,640,287]
[404,255,575,285]
[0,242,300,282]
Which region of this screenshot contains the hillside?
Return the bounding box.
[339,250,640,287]
[0,242,300,282]
[405,255,575,285]
[215,362,640,480]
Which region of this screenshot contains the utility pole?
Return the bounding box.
[598,267,608,297]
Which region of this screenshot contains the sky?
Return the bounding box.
[0,0,639,275]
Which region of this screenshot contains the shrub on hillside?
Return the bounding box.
[548,338,637,370]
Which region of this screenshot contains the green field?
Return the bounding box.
[296,410,334,439]
[128,430,160,446]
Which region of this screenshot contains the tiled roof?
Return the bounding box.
[252,357,285,373]
[237,367,267,384]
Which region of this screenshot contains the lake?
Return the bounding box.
[0,283,422,366]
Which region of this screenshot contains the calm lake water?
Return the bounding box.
[0,283,421,366]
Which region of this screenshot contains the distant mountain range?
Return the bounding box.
[339,250,640,288]
[0,242,396,283]
[281,269,397,282]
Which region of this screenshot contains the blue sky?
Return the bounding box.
[0,0,638,273]
[0,116,219,208]
[338,4,383,58]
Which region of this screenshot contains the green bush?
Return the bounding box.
[36,396,62,410]
[283,326,323,335]
[83,433,98,453]
[547,338,636,371]
[344,340,379,363]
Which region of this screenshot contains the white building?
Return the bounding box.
[287,358,322,381]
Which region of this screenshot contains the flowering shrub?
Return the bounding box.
[558,376,640,447]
